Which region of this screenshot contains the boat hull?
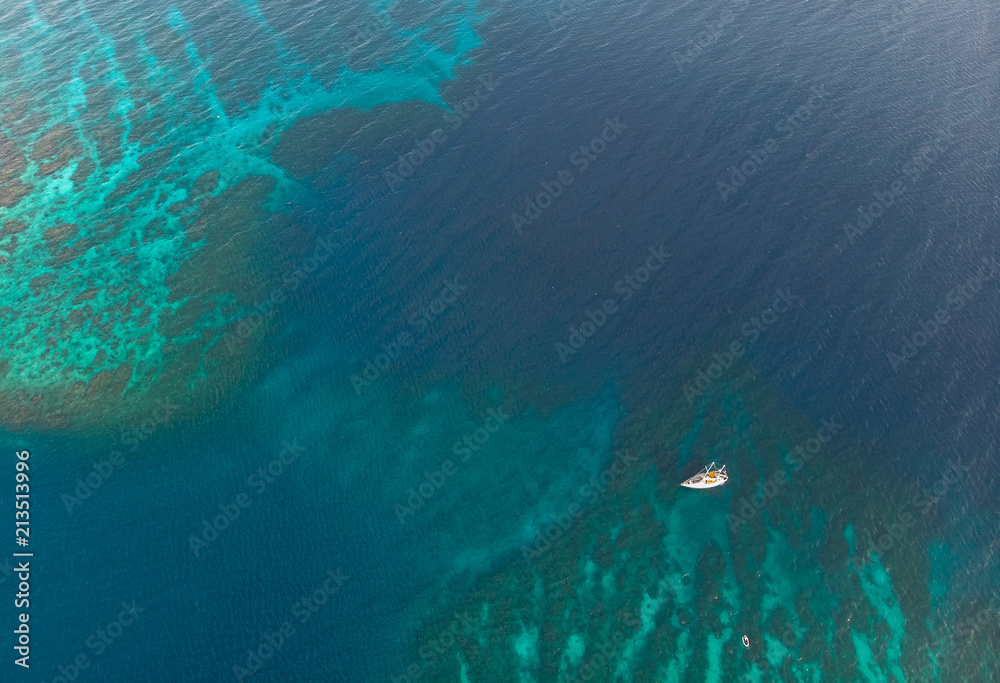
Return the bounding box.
[680,477,727,489]
[680,463,728,488]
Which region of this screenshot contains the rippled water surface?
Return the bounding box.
[3,0,999,681]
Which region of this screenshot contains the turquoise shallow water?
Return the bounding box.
[0,0,487,428]
[3,0,1000,681]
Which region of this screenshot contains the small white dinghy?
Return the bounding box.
[680,462,728,489]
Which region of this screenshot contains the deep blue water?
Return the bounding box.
[3,0,1000,681]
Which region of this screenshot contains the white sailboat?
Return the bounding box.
[680,462,728,489]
